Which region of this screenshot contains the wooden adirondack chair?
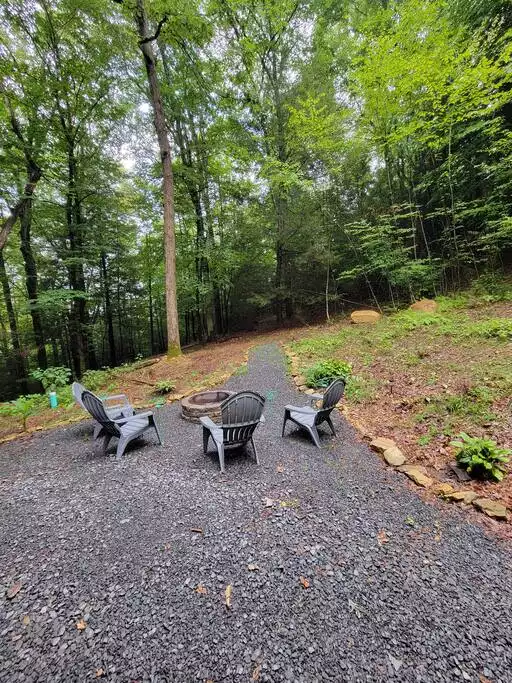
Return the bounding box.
[200,391,266,473]
[81,390,162,459]
[282,379,345,447]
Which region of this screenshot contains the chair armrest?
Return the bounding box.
[284,404,316,414]
[309,393,323,402]
[199,416,219,431]
[114,410,153,425]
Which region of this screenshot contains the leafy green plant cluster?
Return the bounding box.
[81,368,115,391]
[30,366,71,392]
[464,318,512,341]
[0,395,47,431]
[305,360,352,388]
[450,433,511,482]
[391,310,452,333]
[154,380,176,395]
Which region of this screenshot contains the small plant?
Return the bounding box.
[305,359,352,388]
[154,380,176,395]
[0,395,45,431]
[81,368,114,391]
[465,318,512,342]
[450,432,511,482]
[31,366,71,392]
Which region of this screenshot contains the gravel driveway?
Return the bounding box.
[0,344,511,683]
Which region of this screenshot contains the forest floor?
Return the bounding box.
[1,290,511,536]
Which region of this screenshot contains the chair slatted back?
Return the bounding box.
[72,382,87,410]
[316,379,345,424]
[82,390,121,437]
[220,391,265,446]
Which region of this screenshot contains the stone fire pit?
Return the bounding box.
[181,390,235,423]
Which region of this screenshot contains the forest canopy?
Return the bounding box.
[0,0,511,399]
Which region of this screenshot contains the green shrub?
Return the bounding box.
[450,433,511,482]
[154,380,176,395]
[305,359,352,388]
[465,318,512,341]
[0,394,46,431]
[31,366,71,392]
[81,368,114,391]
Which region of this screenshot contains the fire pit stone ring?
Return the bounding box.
[181,390,235,423]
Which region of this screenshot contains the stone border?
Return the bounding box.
[284,344,509,523]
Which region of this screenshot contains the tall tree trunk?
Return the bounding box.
[100,251,117,367]
[19,181,47,369]
[0,250,27,385]
[0,162,42,252]
[135,0,181,357]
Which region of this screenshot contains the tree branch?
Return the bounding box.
[138,15,168,45]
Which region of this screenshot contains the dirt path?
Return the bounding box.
[0,344,511,682]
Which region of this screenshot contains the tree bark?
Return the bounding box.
[0,161,42,251]
[100,250,117,366]
[19,177,47,369]
[0,249,27,384]
[135,0,181,357]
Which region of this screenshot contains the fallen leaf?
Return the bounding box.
[76,619,87,631]
[224,584,232,609]
[263,497,274,508]
[299,576,310,589]
[276,464,284,473]
[247,564,259,571]
[252,664,261,680]
[6,582,22,599]
[22,615,30,626]
[479,676,492,683]
[377,529,390,546]
[95,668,105,678]
[190,528,203,534]
[196,584,207,595]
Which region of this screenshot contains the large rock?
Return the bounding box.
[383,446,406,467]
[473,498,508,520]
[433,483,454,496]
[446,490,478,504]
[409,299,438,313]
[370,437,396,454]
[398,465,433,488]
[350,310,382,324]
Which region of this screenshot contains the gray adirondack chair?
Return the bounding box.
[200,391,266,473]
[72,381,134,438]
[81,390,162,459]
[282,379,345,448]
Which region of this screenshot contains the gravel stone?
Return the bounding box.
[0,344,511,682]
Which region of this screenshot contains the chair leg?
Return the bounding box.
[326,416,336,436]
[93,423,102,439]
[116,437,129,460]
[307,426,322,448]
[250,437,260,465]
[282,411,289,437]
[216,442,225,473]
[102,434,111,454]
[203,427,211,454]
[152,420,163,446]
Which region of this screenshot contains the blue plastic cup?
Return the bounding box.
[49,391,58,409]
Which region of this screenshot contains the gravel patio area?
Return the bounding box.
[0,344,511,682]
